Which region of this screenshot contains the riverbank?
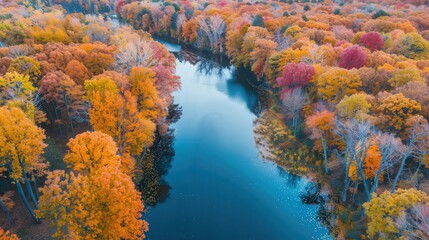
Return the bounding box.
[252,108,373,239]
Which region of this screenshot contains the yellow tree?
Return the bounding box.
[377,93,421,133]
[64,131,121,174]
[388,68,424,88]
[7,57,42,83]
[336,93,371,120]
[364,188,429,239]
[85,77,155,167]
[316,68,361,104]
[128,67,162,120]
[0,107,47,223]
[0,72,45,123]
[38,167,148,239]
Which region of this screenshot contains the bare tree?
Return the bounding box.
[392,116,429,192]
[350,120,374,199]
[196,15,226,53]
[396,204,429,239]
[281,88,307,135]
[302,44,326,65]
[335,120,374,201]
[274,28,290,51]
[115,36,156,73]
[410,204,429,238]
[8,45,31,58]
[335,119,356,202]
[369,133,404,199]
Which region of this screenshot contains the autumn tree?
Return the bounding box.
[377,93,421,133]
[0,107,47,223]
[336,93,371,120]
[182,18,199,44]
[0,72,35,102]
[38,167,147,239]
[360,32,384,52]
[39,71,86,134]
[388,68,424,88]
[238,26,271,68]
[128,67,162,120]
[64,131,122,174]
[7,57,42,82]
[391,33,429,60]
[85,77,155,161]
[64,60,92,86]
[363,133,403,199]
[335,120,373,202]
[395,81,429,118]
[250,38,277,79]
[306,110,335,174]
[0,228,18,240]
[276,63,315,94]
[316,68,361,103]
[338,45,367,69]
[364,188,429,239]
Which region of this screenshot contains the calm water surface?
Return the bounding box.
[145,40,331,240]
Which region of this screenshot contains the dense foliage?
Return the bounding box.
[115,0,429,238]
[0,0,180,238]
[1,0,429,239]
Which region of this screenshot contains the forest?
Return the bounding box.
[1,0,429,239]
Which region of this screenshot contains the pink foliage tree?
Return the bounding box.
[338,45,367,69]
[360,32,384,52]
[276,63,315,97]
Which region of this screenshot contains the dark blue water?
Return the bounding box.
[146,40,331,240]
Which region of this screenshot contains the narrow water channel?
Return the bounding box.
[145,40,331,240]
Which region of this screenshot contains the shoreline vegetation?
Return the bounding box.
[1,0,429,239]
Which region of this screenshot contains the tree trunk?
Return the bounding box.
[369,170,382,201]
[23,171,39,210]
[357,165,370,198]
[292,116,298,136]
[54,108,64,137]
[15,181,40,223]
[341,145,350,203]
[140,146,147,162]
[32,178,40,201]
[342,174,350,203]
[392,145,411,193]
[321,136,329,174]
[63,92,75,136]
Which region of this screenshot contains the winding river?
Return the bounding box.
[145,40,331,240]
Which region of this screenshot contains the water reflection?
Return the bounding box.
[176,49,262,115]
[140,104,182,207]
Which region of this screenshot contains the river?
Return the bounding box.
[144,40,332,240]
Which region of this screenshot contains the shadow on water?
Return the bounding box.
[140,104,182,207]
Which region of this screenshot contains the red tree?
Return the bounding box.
[338,45,367,70]
[276,63,315,97]
[360,32,384,52]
